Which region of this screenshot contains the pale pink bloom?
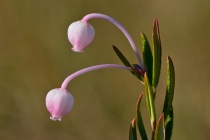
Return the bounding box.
[68,21,95,52]
[46,88,74,121]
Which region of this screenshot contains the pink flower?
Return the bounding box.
[68,21,95,52]
[46,88,74,121]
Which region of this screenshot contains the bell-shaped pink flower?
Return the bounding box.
[68,21,95,52]
[46,88,74,121]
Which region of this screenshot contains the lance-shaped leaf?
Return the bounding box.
[129,118,137,140]
[154,113,165,140]
[141,32,153,85]
[162,56,175,119]
[165,106,174,140]
[152,19,162,88]
[112,45,143,81]
[112,45,132,68]
[144,73,156,130]
[136,93,148,140]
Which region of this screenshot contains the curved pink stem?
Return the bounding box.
[82,13,144,68]
[61,64,131,89]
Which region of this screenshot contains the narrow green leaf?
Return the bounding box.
[136,93,148,140]
[129,118,137,140]
[112,45,143,81]
[162,56,175,119]
[144,73,156,130]
[165,107,174,140]
[112,45,132,67]
[154,113,165,140]
[152,19,162,88]
[141,32,153,85]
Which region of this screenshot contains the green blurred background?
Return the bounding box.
[0,0,210,139]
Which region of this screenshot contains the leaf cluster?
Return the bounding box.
[113,19,175,140]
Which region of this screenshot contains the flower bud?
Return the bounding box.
[68,21,95,52]
[46,88,74,121]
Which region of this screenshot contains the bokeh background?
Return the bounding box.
[0,0,210,139]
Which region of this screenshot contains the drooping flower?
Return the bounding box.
[68,13,144,68]
[46,88,74,121]
[67,21,95,52]
[46,64,131,121]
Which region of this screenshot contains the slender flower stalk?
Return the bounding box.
[81,13,144,68]
[61,64,131,90]
[46,64,131,121]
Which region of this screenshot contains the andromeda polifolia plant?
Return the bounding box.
[46,13,175,140]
